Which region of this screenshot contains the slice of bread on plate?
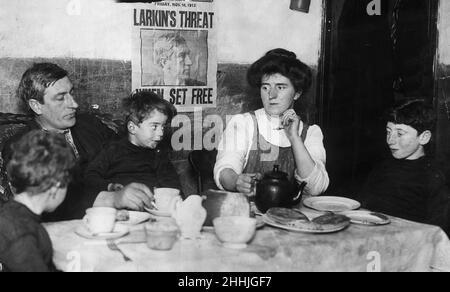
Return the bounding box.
[266,208,309,226]
[310,213,350,230]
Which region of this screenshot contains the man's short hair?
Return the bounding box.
[16,63,68,113]
[6,130,76,195]
[387,99,437,134]
[123,91,177,125]
[153,33,188,68]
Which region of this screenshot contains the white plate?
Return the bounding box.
[75,224,130,240]
[117,211,152,225]
[262,215,350,234]
[303,196,361,212]
[341,211,391,226]
[144,207,172,217]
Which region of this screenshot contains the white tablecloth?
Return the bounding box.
[45,211,450,272]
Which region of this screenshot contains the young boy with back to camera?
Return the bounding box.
[0,130,76,272]
[360,99,450,234]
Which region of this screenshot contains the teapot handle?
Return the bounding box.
[292,181,307,203]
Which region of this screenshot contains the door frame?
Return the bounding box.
[316,0,440,126]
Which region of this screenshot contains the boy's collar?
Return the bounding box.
[11,198,43,220]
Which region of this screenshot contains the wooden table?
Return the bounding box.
[45,209,450,272]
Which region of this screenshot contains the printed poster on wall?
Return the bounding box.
[132,0,217,112]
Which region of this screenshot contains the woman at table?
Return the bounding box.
[214,48,329,198]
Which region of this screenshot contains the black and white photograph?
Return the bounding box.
[1,0,450,275]
[132,0,217,111]
[141,30,208,87]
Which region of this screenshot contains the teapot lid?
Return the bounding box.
[264,165,288,180]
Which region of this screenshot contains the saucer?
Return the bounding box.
[117,211,152,226]
[75,224,130,240]
[340,210,391,226]
[144,207,172,217]
[303,196,361,212]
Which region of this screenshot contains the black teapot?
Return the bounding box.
[255,165,304,213]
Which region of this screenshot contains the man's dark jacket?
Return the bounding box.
[2,113,118,222]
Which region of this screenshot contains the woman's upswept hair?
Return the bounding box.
[16,63,68,114]
[123,91,177,125]
[386,99,436,134]
[247,48,313,94]
[7,130,76,195]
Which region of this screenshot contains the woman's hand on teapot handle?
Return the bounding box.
[236,173,262,195]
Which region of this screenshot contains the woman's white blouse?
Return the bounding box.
[214,108,329,196]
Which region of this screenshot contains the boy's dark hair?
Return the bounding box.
[123,91,177,125]
[387,99,436,134]
[247,48,313,94]
[16,63,68,114]
[6,130,76,195]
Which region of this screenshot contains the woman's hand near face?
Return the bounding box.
[282,110,301,142]
[280,110,317,182]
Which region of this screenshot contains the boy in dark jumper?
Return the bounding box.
[0,130,75,272]
[361,100,450,234]
[85,92,182,208]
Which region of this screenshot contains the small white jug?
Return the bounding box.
[173,195,207,239]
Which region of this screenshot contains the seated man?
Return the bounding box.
[84,91,182,200]
[0,131,75,272]
[2,63,153,221]
[360,99,450,234]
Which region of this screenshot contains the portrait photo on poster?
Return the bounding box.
[141,29,208,87]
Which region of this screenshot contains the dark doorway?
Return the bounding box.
[318,0,439,199]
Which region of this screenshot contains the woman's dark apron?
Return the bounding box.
[243,112,308,181]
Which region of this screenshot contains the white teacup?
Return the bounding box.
[84,207,117,234]
[154,188,182,214]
